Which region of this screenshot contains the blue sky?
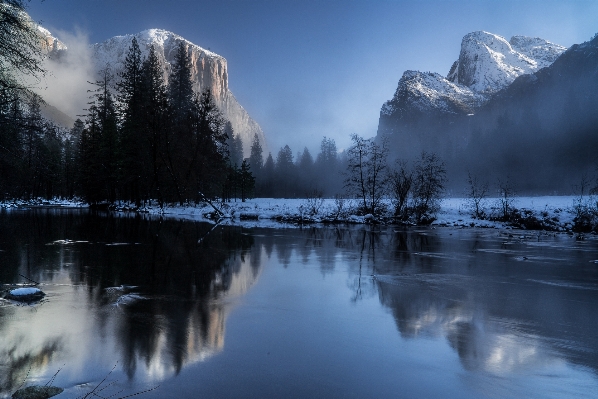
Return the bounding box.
[27,0,598,156]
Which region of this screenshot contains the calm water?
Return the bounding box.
[1,208,598,398]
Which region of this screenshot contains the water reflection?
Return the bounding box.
[1,211,598,398]
[249,226,598,378]
[0,209,259,395]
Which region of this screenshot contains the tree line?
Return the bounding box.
[0,25,256,205]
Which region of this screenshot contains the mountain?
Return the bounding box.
[92,29,267,157]
[377,31,598,193]
[446,31,566,93]
[378,31,566,140]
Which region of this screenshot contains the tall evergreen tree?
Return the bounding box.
[226,122,243,167]
[117,37,146,205]
[249,132,263,176]
[79,67,119,204]
[260,152,275,197]
[141,44,170,205]
[275,145,295,197]
[238,159,255,202]
[64,119,83,198]
[168,41,194,118]
[185,89,228,201]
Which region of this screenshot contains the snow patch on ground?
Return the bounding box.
[137,196,582,231]
[0,196,586,232]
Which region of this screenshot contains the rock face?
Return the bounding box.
[91,29,267,157]
[381,70,486,119]
[37,26,67,53]
[378,31,567,139]
[447,31,566,93]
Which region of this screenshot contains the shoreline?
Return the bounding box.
[1,196,588,233]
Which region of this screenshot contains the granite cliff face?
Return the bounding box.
[378,31,598,193]
[92,29,266,157]
[37,26,68,53]
[378,31,567,139]
[446,31,566,93]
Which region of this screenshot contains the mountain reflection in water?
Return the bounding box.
[1,209,598,398]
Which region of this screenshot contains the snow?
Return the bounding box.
[9,287,42,296]
[391,71,488,114]
[0,198,86,209]
[0,196,587,232]
[134,196,583,232]
[448,31,566,94]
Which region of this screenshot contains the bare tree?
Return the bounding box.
[411,151,446,223]
[496,177,516,221]
[389,160,412,219]
[344,134,389,215]
[466,172,489,219]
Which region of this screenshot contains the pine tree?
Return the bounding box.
[168,41,194,119]
[238,159,255,202]
[275,145,295,197]
[135,45,170,205]
[226,122,243,167]
[185,89,227,201]
[260,152,275,197]
[248,132,263,176]
[64,119,83,198]
[79,67,119,204]
[116,37,145,204]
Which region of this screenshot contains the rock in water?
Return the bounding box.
[5,287,45,302]
[12,386,63,399]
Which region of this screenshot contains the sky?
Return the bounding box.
[26,0,598,156]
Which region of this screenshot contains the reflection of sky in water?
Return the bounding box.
[1,211,598,398]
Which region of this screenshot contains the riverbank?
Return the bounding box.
[144,196,583,231]
[1,196,589,232]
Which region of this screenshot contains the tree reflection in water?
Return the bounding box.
[1,211,598,397]
[0,208,258,394]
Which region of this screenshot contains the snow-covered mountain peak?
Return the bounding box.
[509,35,566,67]
[447,31,566,93]
[92,29,229,97]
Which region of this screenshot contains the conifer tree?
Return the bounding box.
[79,67,119,204]
[226,122,243,167]
[117,37,146,205]
[248,132,263,176]
[185,89,227,200]
[238,159,255,202]
[141,44,170,205]
[168,41,194,119]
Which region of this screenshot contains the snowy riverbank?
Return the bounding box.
[143,196,582,231]
[0,196,589,232]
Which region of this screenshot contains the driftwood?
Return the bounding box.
[198,191,225,218]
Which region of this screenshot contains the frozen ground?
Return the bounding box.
[143,196,581,231]
[0,196,587,231]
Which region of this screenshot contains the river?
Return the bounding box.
[1,208,597,398]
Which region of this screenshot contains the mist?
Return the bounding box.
[33,28,95,121]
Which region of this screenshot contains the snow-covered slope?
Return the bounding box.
[381,71,486,117]
[447,31,566,93]
[92,29,267,157]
